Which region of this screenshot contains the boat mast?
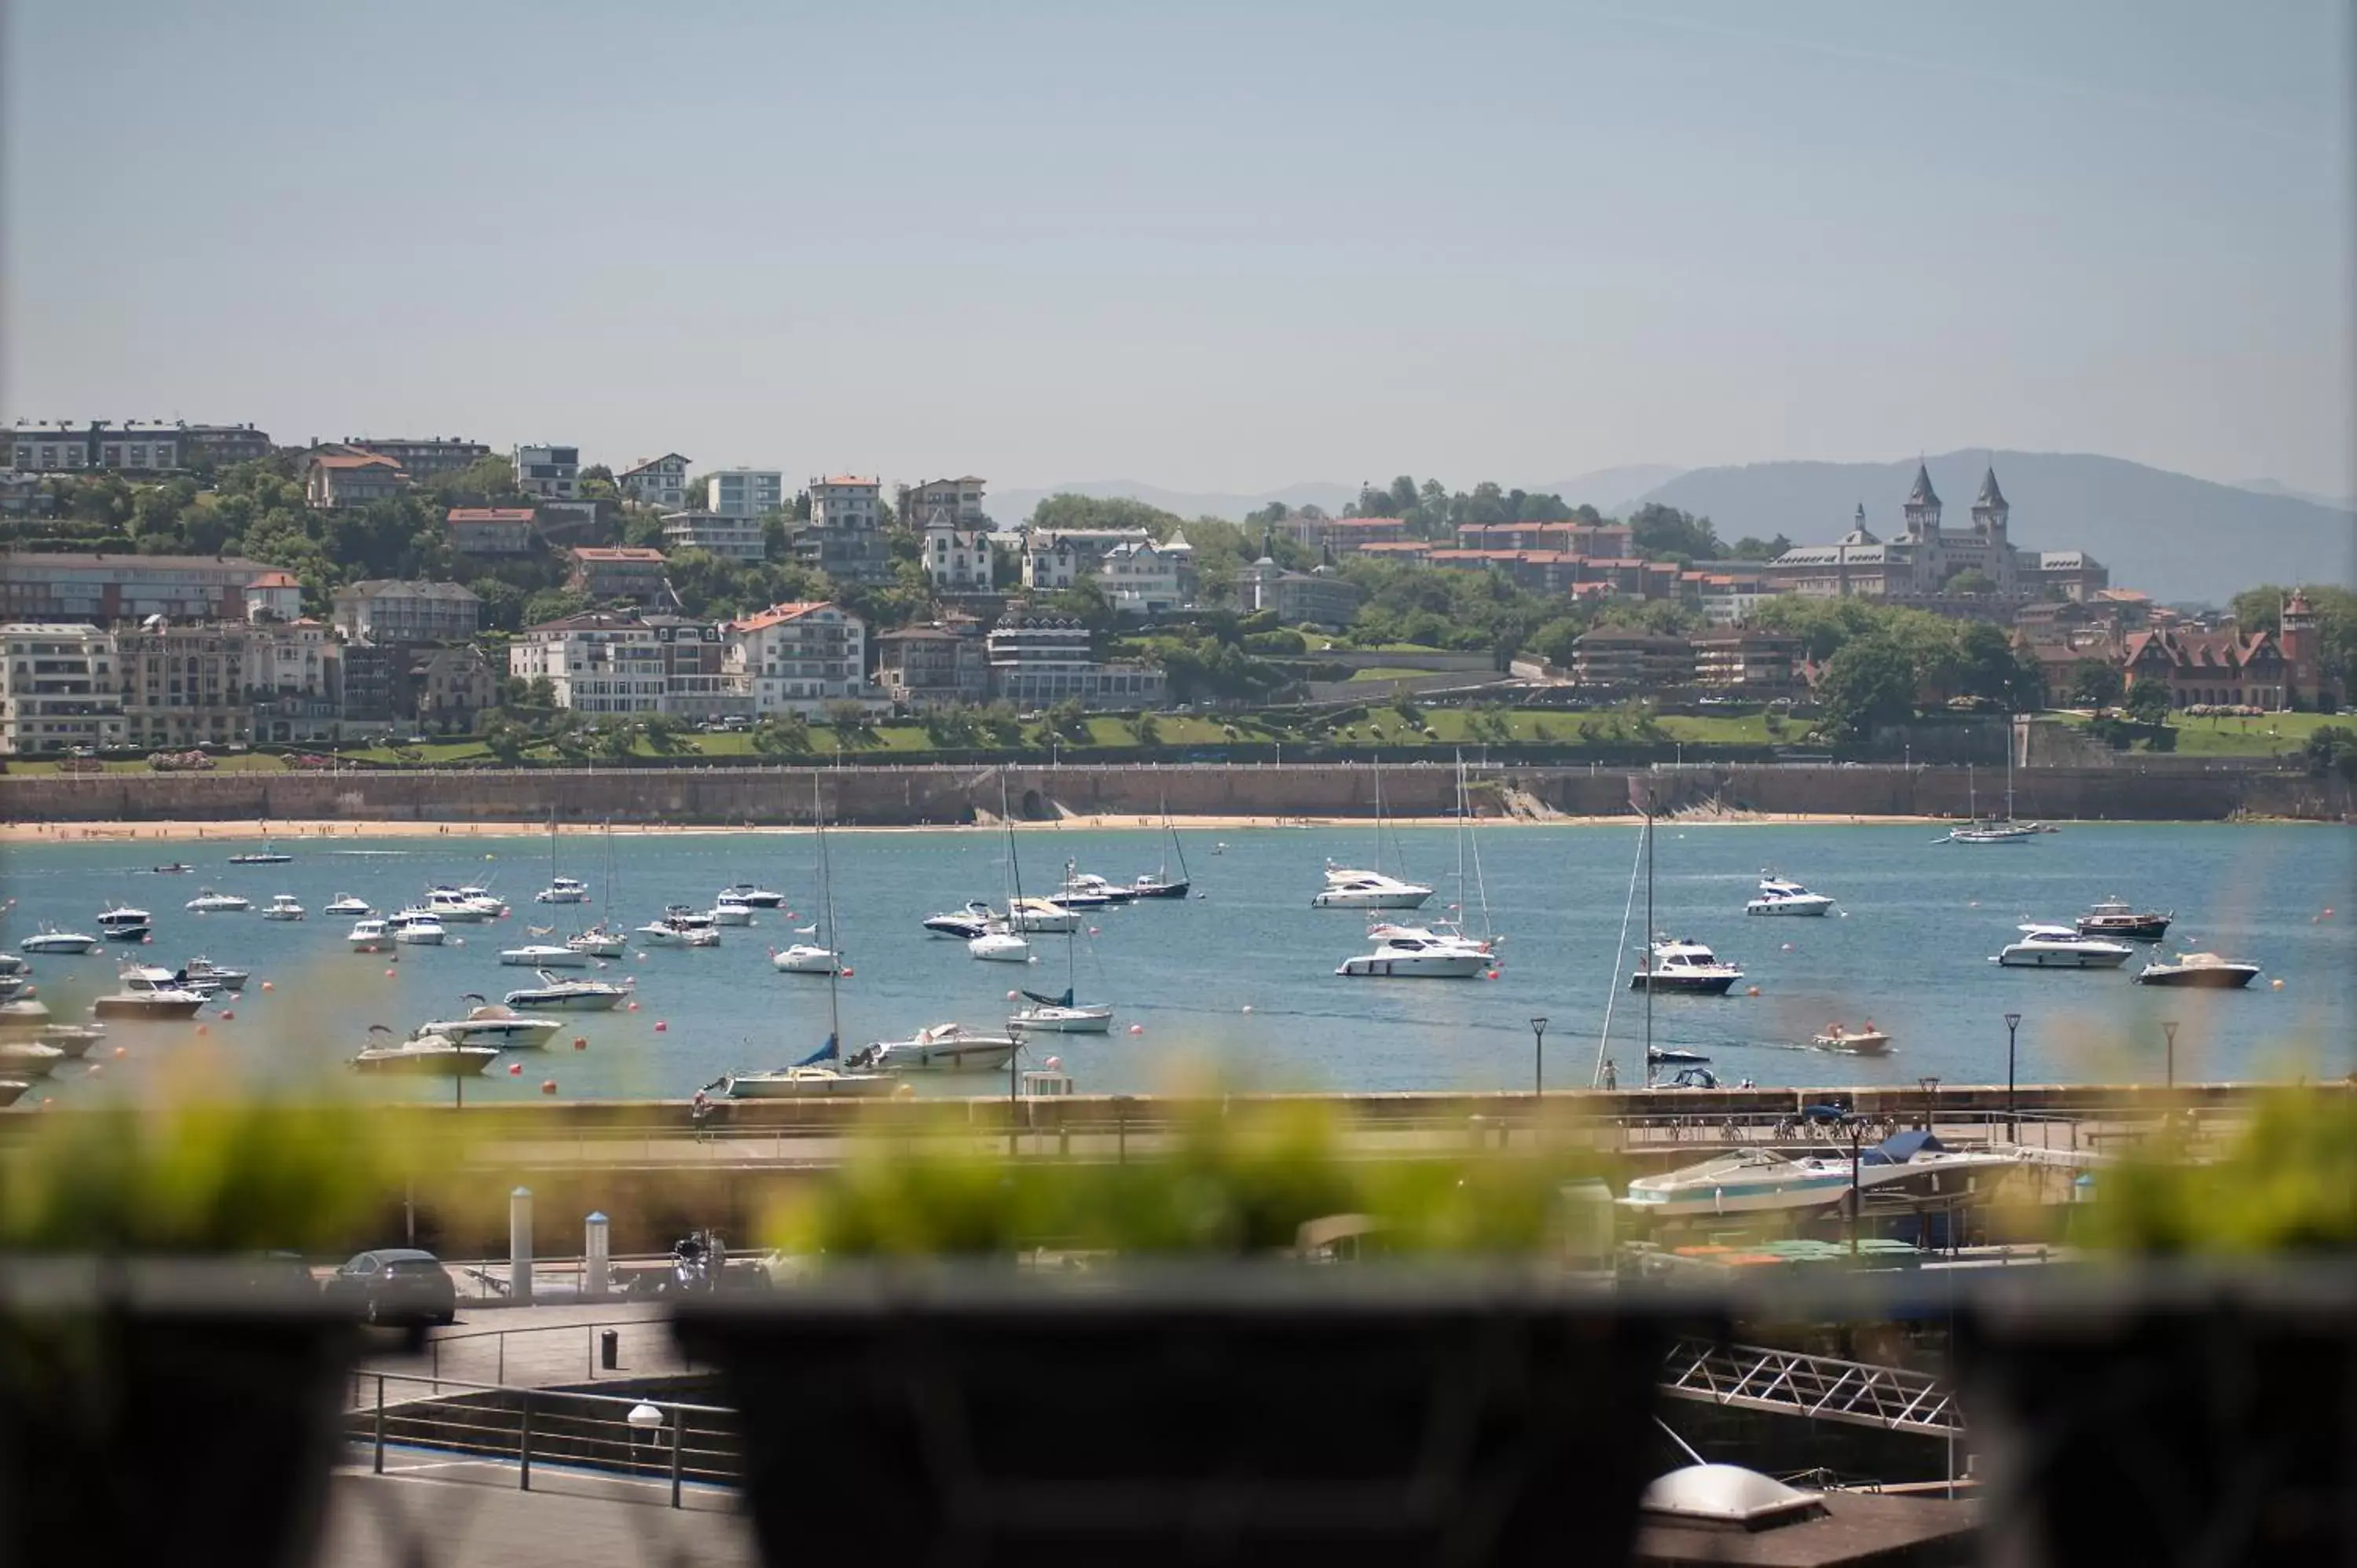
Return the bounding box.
[1643,791,1655,1067]
[815,774,840,1045]
[1453,752,1468,931]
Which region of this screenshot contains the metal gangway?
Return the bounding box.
[1659,1335,1963,1438]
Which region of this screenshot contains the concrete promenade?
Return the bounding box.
[319,1463,755,1567]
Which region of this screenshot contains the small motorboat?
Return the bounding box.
[1632,938,1744,995]
[178,957,248,991]
[349,1028,497,1076]
[324,894,375,918]
[2135,952,2262,989]
[923,902,998,940]
[348,918,396,953]
[967,926,1032,964]
[1007,987,1114,1034]
[261,893,306,921]
[1050,871,1136,910]
[1311,865,1435,910]
[1744,875,1835,917]
[18,927,99,956]
[724,882,786,908]
[424,887,498,923]
[1994,925,2134,969]
[0,954,25,978]
[97,906,154,942]
[91,965,208,1020]
[386,912,447,946]
[1622,1133,2016,1218]
[0,1000,53,1035]
[1130,873,1191,899]
[185,889,251,913]
[502,971,632,1011]
[536,875,591,905]
[2076,897,2172,943]
[151,863,193,875]
[1811,1023,1892,1055]
[566,924,628,958]
[638,907,720,947]
[0,1079,30,1108]
[1336,924,1490,979]
[227,849,293,865]
[850,1023,1023,1072]
[27,1023,103,1057]
[709,901,756,927]
[1005,897,1079,934]
[414,1000,566,1049]
[0,1041,66,1079]
[499,943,588,969]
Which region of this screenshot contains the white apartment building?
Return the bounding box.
[1022,528,1154,591]
[896,476,988,528]
[508,611,668,715]
[986,608,1166,710]
[513,444,581,500]
[661,510,768,563]
[724,601,871,716]
[1099,533,1193,617]
[0,623,125,753]
[709,469,785,518]
[8,423,185,473]
[618,452,691,510]
[800,475,891,584]
[922,516,993,592]
[332,581,482,643]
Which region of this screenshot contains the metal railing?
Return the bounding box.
[397,1315,701,1387]
[1659,1335,1963,1438]
[346,1370,739,1507]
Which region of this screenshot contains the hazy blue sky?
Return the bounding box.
[6,2,2349,496]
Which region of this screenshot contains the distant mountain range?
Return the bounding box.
[992,450,2351,603]
[1633,451,2353,604]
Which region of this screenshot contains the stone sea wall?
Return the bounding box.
[0,759,2344,826]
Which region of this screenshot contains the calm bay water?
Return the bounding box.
[4,822,2351,1104]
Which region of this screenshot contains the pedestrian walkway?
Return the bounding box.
[317,1464,756,1566]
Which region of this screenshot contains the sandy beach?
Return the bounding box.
[0,811,1946,845]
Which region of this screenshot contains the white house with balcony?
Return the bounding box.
[922,515,994,592]
[618,452,691,510]
[724,601,870,716]
[661,510,768,562]
[0,622,125,753]
[1099,531,1192,617]
[513,445,581,500]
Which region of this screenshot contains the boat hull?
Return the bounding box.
[500,949,589,968]
[20,938,98,955]
[1008,1007,1113,1034]
[724,1072,896,1098]
[711,906,756,926]
[1812,1031,1892,1055]
[2079,918,2172,942]
[1630,973,1742,995]
[350,1048,497,1076]
[502,988,626,1012]
[1997,949,2130,969]
[92,997,205,1020]
[1622,1174,1853,1218]
[1311,889,1432,910]
[924,917,990,940]
[1337,953,1486,978]
[771,948,841,974]
[432,1022,564,1047]
[1130,879,1189,899]
[969,936,1032,963]
[2135,967,2260,989]
[1746,899,1832,917]
[568,937,628,958]
[392,930,444,946]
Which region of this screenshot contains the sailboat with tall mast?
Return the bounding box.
[1947,727,2041,844]
[536,811,588,903]
[1335,756,1494,978]
[566,820,627,957]
[772,779,844,974]
[1629,800,1744,998]
[970,775,1035,963]
[1010,859,1116,1031]
[1312,766,1433,909]
[1130,797,1193,899]
[227,821,292,865]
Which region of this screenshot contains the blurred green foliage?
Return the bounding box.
[0,1098,395,1253]
[769,1101,1615,1258]
[2088,1091,2357,1254]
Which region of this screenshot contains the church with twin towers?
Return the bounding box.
[1768,463,2110,604]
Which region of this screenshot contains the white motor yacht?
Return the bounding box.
[502,971,632,1011]
[535,875,591,905]
[2135,951,2263,989]
[566,924,629,958]
[499,943,588,969]
[1744,876,1835,917]
[1336,924,1490,979]
[97,906,154,941]
[849,1024,1022,1072]
[261,893,306,921]
[1623,1132,2017,1218]
[638,907,720,947]
[324,894,374,918]
[968,926,1033,964]
[723,882,786,908]
[709,900,755,927]
[350,1029,497,1076]
[386,912,447,946]
[424,887,497,923]
[923,902,998,940]
[348,919,397,953]
[177,957,248,991]
[185,889,250,913]
[1006,897,1079,934]
[414,1001,566,1049]
[1631,938,1745,995]
[19,927,99,956]
[1311,865,1435,910]
[1006,987,1115,1033]
[1994,925,2134,969]
[91,965,208,1020]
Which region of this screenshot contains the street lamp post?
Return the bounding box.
[1917,1075,1941,1132]
[1849,1116,1864,1257]
[2161,1019,2179,1092]
[1530,1015,1549,1101]
[2003,1013,2022,1139]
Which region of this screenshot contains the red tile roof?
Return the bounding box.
[570,547,667,562]
[446,507,535,525]
[247,570,302,588]
[732,601,841,632]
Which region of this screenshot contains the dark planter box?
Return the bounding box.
[0,1260,360,1568]
[677,1266,1668,1567]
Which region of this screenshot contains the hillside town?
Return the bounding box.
[0,421,2341,758]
